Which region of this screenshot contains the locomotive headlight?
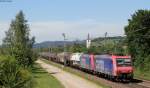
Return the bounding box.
[129,70,132,73]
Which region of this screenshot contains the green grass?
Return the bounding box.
[32,63,65,88]
[40,58,110,88]
[134,69,150,81]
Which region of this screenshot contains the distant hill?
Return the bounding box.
[92,36,125,42]
[91,36,125,47]
[33,36,125,48]
[33,41,85,48]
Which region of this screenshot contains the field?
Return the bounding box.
[32,63,65,88]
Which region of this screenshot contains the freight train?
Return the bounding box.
[40,52,133,81]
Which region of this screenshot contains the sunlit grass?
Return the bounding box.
[32,63,64,88]
[134,69,150,81]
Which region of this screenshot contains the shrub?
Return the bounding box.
[143,55,150,72]
[0,56,33,88]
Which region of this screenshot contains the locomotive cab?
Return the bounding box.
[113,56,133,80]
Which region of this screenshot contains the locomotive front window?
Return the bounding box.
[116,58,131,66]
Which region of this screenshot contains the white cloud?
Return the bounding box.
[0,20,125,44]
[0,22,10,44]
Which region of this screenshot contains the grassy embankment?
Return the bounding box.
[32,63,64,88]
[40,58,110,88]
[134,70,150,81]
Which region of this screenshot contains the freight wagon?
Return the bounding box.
[57,52,72,65]
[39,52,57,60]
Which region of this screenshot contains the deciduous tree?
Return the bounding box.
[125,10,150,71]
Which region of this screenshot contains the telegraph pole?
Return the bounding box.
[104,32,107,45]
[62,33,67,66]
[62,33,67,52]
[49,47,51,53]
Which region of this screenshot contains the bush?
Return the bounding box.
[0,56,33,88]
[143,55,150,72]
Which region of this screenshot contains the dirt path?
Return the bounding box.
[36,60,102,88]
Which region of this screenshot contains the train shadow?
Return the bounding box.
[114,78,143,84]
[130,78,143,83]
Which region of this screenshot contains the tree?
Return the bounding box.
[125,10,150,71]
[2,20,15,55]
[69,43,86,53]
[3,11,36,67]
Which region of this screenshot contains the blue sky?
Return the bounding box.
[0,0,150,43]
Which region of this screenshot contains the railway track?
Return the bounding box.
[132,79,150,88]
[71,67,150,88]
[120,79,150,88]
[41,58,150,88]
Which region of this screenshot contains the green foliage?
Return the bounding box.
[50,47,64,53]
[3,11,36,67]
[0,56,33,88]
[91,38,128,55]
[83,46,100,54]
[68,43,86,53]
[0,47,4,55]
[142,55,150,72]
[102,40,116,53]
[125,10,150,71]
